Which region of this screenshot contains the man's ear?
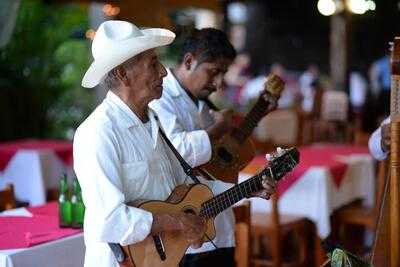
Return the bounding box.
[182,53,196,71]
[115,66,129,87]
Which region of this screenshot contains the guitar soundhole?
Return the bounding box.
[217,147,233,163]
[183,208,196,215]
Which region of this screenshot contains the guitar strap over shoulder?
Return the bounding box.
[157,119,202,184]
[109,115,214,265]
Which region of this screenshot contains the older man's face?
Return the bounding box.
[126,49,167,103]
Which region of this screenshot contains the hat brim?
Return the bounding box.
[82,28,175,88]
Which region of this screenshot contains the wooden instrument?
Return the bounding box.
[198,74,284,183]
[122,147,299,267]
[371,37,400,266]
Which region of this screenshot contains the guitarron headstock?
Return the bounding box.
[263,74,285,97]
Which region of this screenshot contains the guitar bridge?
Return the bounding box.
[153,235,166,261]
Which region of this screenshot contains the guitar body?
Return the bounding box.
[119,147,299,267]
[198,74,284,183]
[199,134,256,183]
[125,184,215,267]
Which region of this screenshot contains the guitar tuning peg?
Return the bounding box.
[277,147,283,154]
[265,153,272,161]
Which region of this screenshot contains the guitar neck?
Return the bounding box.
[199,168,269,219]
[231,97,269,143]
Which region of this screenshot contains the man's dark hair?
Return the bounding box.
[178,28,236,65]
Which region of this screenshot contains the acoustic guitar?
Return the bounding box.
[121,147,299,267]
[198,74,284,183]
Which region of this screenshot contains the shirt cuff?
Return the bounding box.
[188,130,212,167]
[119,207,153,246]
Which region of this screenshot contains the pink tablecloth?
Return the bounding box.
[0,139,73,171]
[245,144,370,197]
[0,202,81,249]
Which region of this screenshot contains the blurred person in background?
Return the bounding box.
[299,64,320,113]
[223,52,252,108]
[370,54,390,120]
[349,70,368,115]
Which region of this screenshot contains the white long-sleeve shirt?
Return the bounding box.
[149,69,213,168]
[149,69,236,253]
[74,91,229,267]
[368,117,390,161]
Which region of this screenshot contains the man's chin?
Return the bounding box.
[154,86,163,99]
[199,90,213,99]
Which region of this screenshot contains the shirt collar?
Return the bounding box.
[104,91,143,128]
[105,91,161,148]
[164,68,184,97]
[164,68,206,111]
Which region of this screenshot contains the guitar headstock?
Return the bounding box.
[263,74,285,97]
[265,147,299,181]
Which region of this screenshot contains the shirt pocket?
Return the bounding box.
[121,161,149,201]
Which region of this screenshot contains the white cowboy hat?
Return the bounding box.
[81,20,175,88]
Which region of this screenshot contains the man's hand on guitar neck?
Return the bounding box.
[250,174,277,200]
[151,213,206,249]
[261,91,279,116]
[207,109,233,142]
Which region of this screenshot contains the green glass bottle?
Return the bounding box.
[71,177,85,229]
[58,174,72,228]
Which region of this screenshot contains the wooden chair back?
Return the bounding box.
[0,184,16,211]
[233,201,251,267]
[253,108,304,152]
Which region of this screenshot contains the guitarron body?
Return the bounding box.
[200,134,256,183]
[198,74,284,183]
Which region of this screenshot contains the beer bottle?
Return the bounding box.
[58,174,72,227]
[71,177,85,228]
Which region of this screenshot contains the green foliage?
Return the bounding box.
[328,249,373,267]
[0,0,93,140]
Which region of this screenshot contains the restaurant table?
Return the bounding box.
[239,144,375,238]
[0,202,84,267]
[0,139,73,205]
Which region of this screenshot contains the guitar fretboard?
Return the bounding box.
[231,97,269,144]
[199,168,269,219]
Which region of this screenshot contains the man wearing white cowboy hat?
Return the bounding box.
[74,20,207,267]
[74,20,276,267]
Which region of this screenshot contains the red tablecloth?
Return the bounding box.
[0,202,81,249]
[244,144,370,197]
[0,139,73,171]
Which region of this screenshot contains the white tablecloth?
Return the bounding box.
[0,150,73,205]
[239,154,375,238]
[0,234,85,267]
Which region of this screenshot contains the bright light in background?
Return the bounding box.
[317,0,375,16]
[317,0,336,16]
[227,2,247,24]
[347,0,367,14]
[366,0,376,11]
